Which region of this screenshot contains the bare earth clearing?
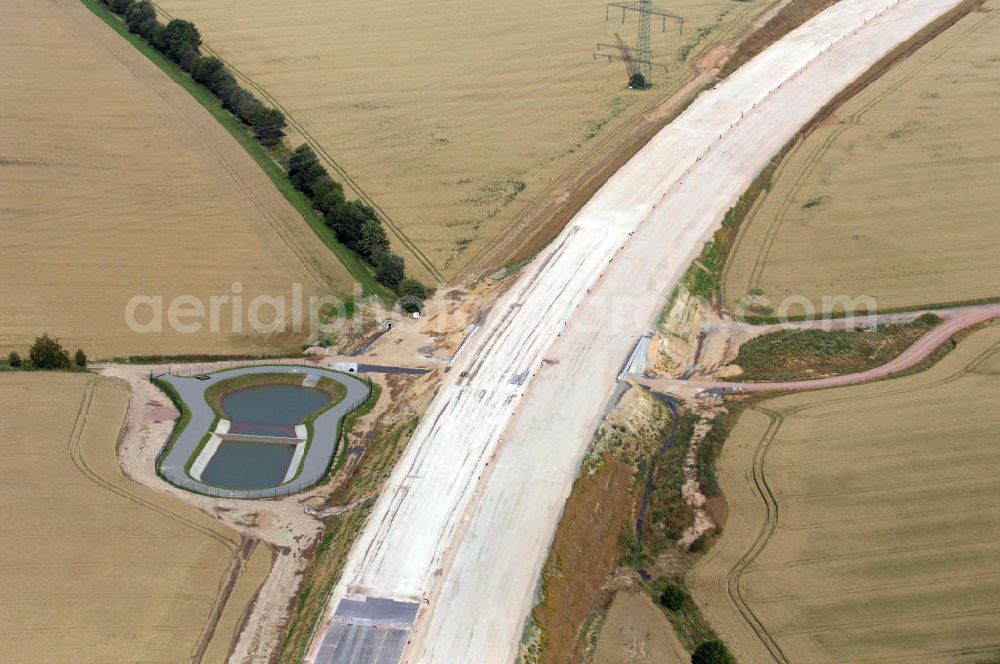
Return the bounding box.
[724,1,1000,315]
[691,323,1000,663]
[0,372,268,663]
[0,0,353,359]
[152,0,782,281]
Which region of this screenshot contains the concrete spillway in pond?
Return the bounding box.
[155,365,370,498]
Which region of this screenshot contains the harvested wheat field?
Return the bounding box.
[724,4,1000,315]
[691,322,1000,663]
[0,0,354,359]
[0,372,269,662]
[594,591,689,664]
[153,0,780,281]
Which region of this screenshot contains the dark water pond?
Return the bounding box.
[201,383,330,490]
[201,441,295,490]
[221,384,330,436]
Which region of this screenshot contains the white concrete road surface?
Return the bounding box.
[307,1,967,662]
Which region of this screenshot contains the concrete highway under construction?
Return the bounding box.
[306,1,969,662]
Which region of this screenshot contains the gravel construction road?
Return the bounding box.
[640,303,1000,394]
[308,2,969,662]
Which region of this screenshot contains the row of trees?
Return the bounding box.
[7,335,86,371]
[288,145,428,300]
[100,1,428,303]
[101,1,287,146]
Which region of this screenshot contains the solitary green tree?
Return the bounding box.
[288,144,326,192]
[359,218,391,260]
[148,22,166,52]
[252,107,288,146]
[659,581,688,611]
[28,334,71,370]
[309,176,345,214]
[108,0,135,15]
[161,19,201,62]
[125,1,157,38]
[7,351,22,368]
[204,63,239,99]
[222,87,263,124]
[373,251,405,289]
[74,349,88,368]
[398,278,430,313]
[324,200,377,251]
[691,640,736,664]
[177,48,199,72]
[191,56,225,86]
[398,278,430,300]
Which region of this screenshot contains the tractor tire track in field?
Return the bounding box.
[193,538,260,664]
[150,1,444,283]
[738,7,997,299]
[724,406,789,664]
[60,0,334,296]
[65,376,249,664]
[716,338,1000,662]
[153,0,766,284]
[754,567,1000,602]
[462,0,771,280]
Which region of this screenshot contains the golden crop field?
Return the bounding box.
[691,323,1000,663]
[0,372,270,663]
[594,591,689,664]
[0,0,354,359]
[153,0,781,281]
[724,4,1000,315]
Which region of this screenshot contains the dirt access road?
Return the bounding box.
[308,2,970,663]
[639,303,1000,395]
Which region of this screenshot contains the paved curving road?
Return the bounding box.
[308,2,971,662]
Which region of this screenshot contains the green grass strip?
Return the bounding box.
[150,375,190,466]
[332,380,380,475]
[183,419,219,475]
[79,0,387,299]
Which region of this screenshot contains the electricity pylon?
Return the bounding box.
[594,32,667,87]
[606,2,684,84]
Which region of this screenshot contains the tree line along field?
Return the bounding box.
[0,372,271,663]
[152,0,783,282]
[0,0,355,359]
[723,3,1000,316]
[690,322,1000,663]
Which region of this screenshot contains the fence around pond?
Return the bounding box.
[153,364,371,500]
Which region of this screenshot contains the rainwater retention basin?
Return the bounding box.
[222,384,330,436]
[201,440,297,490]
[154,365,371,499]
[200,383,331,490]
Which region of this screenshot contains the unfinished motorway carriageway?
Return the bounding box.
[307,1,970,662]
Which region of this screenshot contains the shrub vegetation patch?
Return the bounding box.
[732,314,941,382]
